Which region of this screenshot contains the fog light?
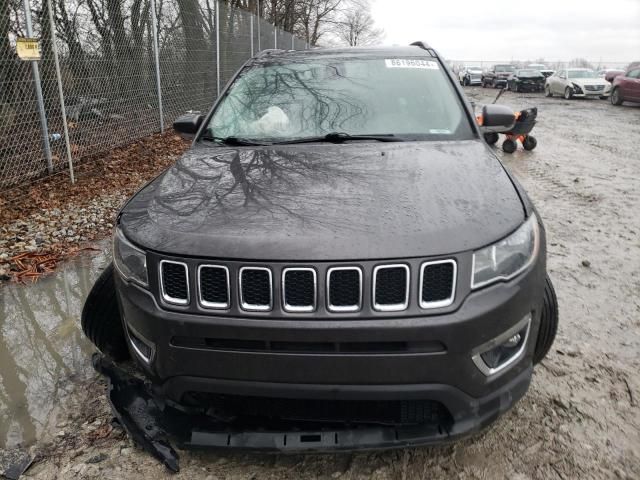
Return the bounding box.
[128,326,155,364]
[472,314,531,376]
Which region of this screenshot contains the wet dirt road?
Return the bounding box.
[1,88,639,479]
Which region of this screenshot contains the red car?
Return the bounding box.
[610,65,640,105]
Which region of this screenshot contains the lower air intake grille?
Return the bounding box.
[373,265,409,311]
[199,265,229,308]
[420,260,456,308]
[283,268,316,312]
[327,267,362,312]
[182,394,453,427]
[160,261,189,304]
[240,267,272,311]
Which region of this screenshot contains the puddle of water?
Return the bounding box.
[0,242,111,449]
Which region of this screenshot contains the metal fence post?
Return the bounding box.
[215,1,220,97]
[250,15,254,56]
[274,27,277,49]
[23,0,53,174]
[291,33,294,50]
[46,0,74,183]
[150,0,164,132]
[257,0,261,51]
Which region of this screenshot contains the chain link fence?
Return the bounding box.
[0,0,308,190]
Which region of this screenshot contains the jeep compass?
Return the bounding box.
[82,42,558,451]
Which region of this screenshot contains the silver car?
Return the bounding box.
[458,66,483,86]
[545,68,611,99]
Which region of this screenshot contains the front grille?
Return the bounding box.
[198,265,229,309]
[373,264,409,311]
[420,260,456,308]
[182,394,453,427]
[282,268,316,312]
[239,267,272,311]
[157,258,458,315]
[160,260,189,304]
[327,267,362,312]
[584,84,604,91]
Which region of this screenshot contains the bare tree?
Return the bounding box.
[332,0,383,47]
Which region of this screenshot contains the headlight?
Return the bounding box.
[113,226,148,287]
[471,214,539,289]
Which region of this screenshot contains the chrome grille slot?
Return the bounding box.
[239,267,272,311]
[419,260,456,309]
[327,267,362,312]
[282,268,316,312]
[373,264,409,311]
[198,265,230,309]
[160,260,189,305]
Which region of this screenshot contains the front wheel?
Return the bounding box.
[610,88,623,105]
[502,138,517,153]
[533,276,559,364]
[564,87,573,100]
[81,263,130,360]
[463,76,470,86]
[484,132,499,145]
[545,85,553,97]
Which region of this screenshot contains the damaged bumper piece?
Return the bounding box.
[94,353,530,471]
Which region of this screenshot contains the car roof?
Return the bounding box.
[253,45,436,62]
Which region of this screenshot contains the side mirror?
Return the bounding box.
[173,112,204,135]
[481,104,515,128]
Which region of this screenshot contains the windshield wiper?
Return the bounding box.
[272,132,403,145]
[200,135,272,146]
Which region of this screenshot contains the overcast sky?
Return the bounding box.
[371,0,640,64]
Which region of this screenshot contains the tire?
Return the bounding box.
[81,262,130,360]
[545,85,553,97]
[462,76,469,86]
[523,135,537,151]
[564,87,573,100]
[482,79,487,88]
[513,82,519,93]
[484,132,499,145]
[502,138,517,153]
[610,88,623,106]
[533,276,559,364]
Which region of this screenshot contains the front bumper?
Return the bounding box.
[114,253,546,446]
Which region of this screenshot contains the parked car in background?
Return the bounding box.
[482,64,516,88]
[527,64,554,78]
[610,66,640,105]
[545,68,610,99]
[458,66,484,86]
[597,69,625,83]
[507,69,545,92]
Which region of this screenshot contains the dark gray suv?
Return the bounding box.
[83,42,558,451]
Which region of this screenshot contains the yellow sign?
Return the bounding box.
[16,37,41,61]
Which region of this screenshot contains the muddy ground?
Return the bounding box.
[2,88,639,479]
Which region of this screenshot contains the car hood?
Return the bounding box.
[120,140,524,261]
[517,74,544,80]
[571,78,606,86]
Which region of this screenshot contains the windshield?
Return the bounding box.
[568,69,596,78]
[517,69,541,76]
[206,55,473,143]
[495,65,515,72]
